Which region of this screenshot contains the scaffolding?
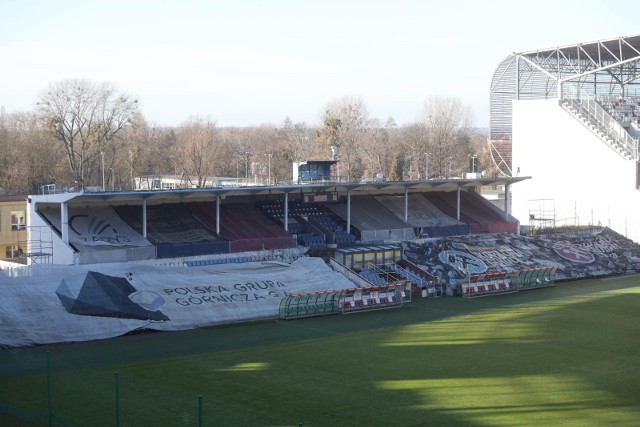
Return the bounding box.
[19,226,53,264]
[528,199,556,236]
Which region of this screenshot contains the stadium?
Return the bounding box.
[2,34,640,426]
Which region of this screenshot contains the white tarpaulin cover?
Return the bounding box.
[0,257,355,348]
[38,205,152,247]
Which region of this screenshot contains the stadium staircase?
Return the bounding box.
[561,96,639,160]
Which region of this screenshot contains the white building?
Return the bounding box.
[490,34,640,242]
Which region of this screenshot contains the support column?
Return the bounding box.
[142,199,147,239]
[504,183,510,220]
[456,186,461,221]
[404,187,409,223]
[516,54,521,100]
[347,190,351,235]
[284,193,289,232]
[61,202,69,244]
[216,195,221,235]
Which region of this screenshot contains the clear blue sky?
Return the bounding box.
[1,0,637,127]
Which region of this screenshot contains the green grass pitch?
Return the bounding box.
[1,275,640,426]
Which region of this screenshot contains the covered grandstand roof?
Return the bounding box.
[520,34,640,65]
[49,177,529,206]
[489,33,640,175]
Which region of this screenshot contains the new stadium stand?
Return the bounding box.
[423,191,517,234]
[374,193,469,237]
[598,95,640,127]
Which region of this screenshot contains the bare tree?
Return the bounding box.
[119,113,173,190]
[0,111,66,194]
[173,116,222,188]
[221,127,253,181]
[37,79,138,190]
[279,117,315,183]
[317,96,369,182]
[401,123,429,180]
[280,117,308,162]
[420,96,474,178]
[361,117,398,181]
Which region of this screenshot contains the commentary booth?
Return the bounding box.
[292,160,337,184]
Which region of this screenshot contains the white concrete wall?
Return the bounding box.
[28,194,78,265]
[512,99,639,242]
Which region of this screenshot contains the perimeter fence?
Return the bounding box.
[0,350,209,427]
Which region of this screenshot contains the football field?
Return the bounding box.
[1,275,639,426]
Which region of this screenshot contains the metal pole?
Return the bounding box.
[404,187,408,223]
[284,193,289,232]
[424,153,429,180]
[216,195,220,235]
[61,202,69,245]
[504,183,510,220]
[47,351,52,427]
[456,185,461,221]
[115,372,120,427]
[245,151,249,179]
[347,190,351,235]
[101,151,105,191]
[142,199,147,239]
[128,150,134,189]
[268,153,272,185]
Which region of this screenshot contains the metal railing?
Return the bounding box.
[561,95,639,160]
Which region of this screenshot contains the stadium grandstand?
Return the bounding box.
[0,172,638,349]
[489,33,640,243]
[3,34,640,351]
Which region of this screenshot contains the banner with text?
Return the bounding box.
[0,257,355,348]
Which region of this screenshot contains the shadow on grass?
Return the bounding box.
[1,275,639,425]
